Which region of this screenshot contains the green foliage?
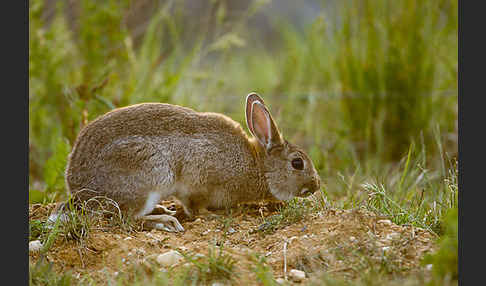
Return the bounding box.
[178,246,239,284]
[29,219,50,242]
[42,138,71,199]
[250,254,279,286]
[30,260,74,286]
[362,146,457,235]
[333,0,457,161]
[256,198,312,234]
[422,207,458,284]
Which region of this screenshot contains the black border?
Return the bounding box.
[459,1,479,285]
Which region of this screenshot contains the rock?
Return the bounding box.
[288,269,305,282]
[226,227,236,235]
[377,219,392,226]
[202,229,211,235]
[276,278,287,284]
[29,240,42,253]
[156,250,183,267]
[386,232,400,240]
[211,282,226,286]
[135,248,146,256]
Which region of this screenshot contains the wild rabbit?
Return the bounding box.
[53,92,320,232]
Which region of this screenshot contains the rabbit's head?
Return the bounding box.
[246,93,321,201]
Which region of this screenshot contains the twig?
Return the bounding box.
[283,236,298,280]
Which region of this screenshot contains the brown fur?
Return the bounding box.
[65,93,320,221]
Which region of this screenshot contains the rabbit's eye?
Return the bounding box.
[291,158,304,170]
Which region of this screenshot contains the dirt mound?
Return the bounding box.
[29,200,435,284]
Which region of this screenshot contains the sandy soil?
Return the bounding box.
[29,200,435,285]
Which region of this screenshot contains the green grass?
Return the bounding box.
[30,260,75,286]
[176,246,239,285]
[250,254,280,286]
[29,0,457,284]
[255,197,313,235]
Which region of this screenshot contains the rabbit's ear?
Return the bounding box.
[250,100,283,151]
[245,92,265,137]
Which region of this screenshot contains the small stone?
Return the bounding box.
[29,240,42,253]
[135,248,146,256]
[377,219,392,226]
[288,269,305,282]
[226,227,237,235]
[211,282,226,286]
[202,229,211,235]
[276,278,287,284]
[386,232,400,240]
[426,264,433,271]
[124,237,133,241]
[349,236,357,242]
[194,218,202,223]
[156,250,183,267]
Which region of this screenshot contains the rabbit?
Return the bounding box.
[52,92,321,232]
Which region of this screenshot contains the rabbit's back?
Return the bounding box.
[65,103,262,211]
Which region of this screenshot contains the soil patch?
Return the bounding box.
[29,200,436,284]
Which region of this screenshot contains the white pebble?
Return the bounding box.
[377,219,392,226]
[156,250,183,267]
[276,278,287,284]
[202,229,211,235]
[29,240,43,253]
[288,269,306,282]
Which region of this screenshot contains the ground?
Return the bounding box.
[29,199,436,285]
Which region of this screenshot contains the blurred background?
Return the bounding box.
[29,0,457,235]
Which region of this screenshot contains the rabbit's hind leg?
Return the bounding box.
[141,214,185,232]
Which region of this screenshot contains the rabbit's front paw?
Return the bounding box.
[141,214,185,232]
[151,204,177,216]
